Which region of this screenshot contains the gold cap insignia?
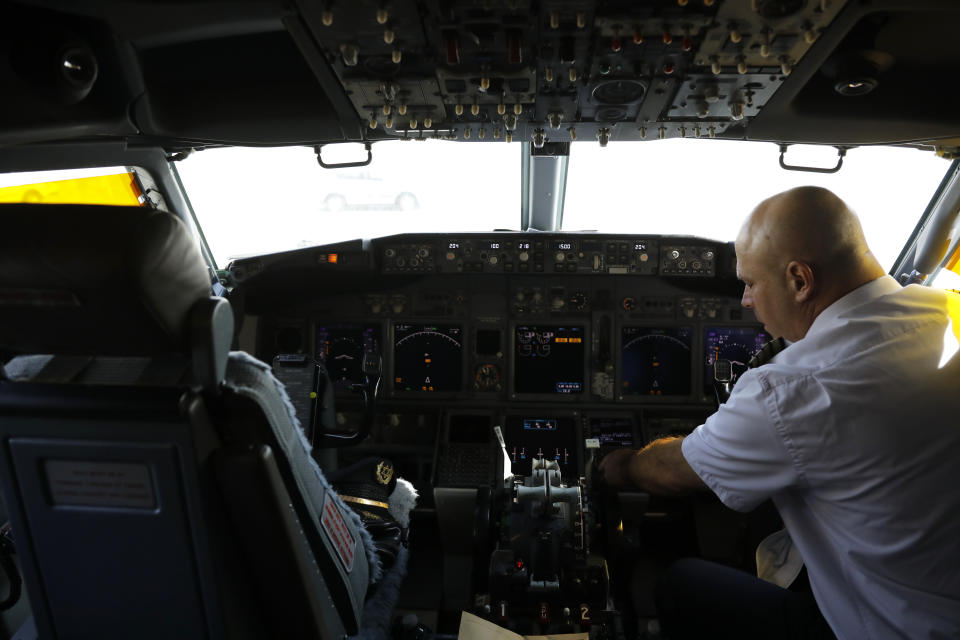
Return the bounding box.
[375,460,394,485]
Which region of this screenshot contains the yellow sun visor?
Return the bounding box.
[0,171,145,206]
[947,242,960,277]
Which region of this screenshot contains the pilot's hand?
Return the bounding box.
[598,448,637,487]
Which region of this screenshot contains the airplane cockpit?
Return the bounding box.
[1,1,960,639]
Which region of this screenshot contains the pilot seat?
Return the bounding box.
[0,203,411,640]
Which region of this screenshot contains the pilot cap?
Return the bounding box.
[328,456,397,520]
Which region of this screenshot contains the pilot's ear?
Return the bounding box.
[785,260,814,302]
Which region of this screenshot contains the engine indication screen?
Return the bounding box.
[316,324,380,392]
[514,325,584,394]
[621,326,693,396]
[504,416,577,477]
[589,416,634,450]
[393,323,463,392]
[703,326,771,393]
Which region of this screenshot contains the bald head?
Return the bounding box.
[735,187,886,341]
[737,186,876,277]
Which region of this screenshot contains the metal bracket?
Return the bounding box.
[778,144,847,174]
[314,141,373,169]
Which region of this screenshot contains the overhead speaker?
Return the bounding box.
[591,79,646,105]
[821,50,893,97]
[11,31,99,104]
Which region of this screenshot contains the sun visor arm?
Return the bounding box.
[913,166,960,277]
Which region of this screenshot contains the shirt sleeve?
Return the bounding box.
[682,370,799,512]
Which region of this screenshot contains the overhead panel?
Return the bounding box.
[295,0,849,145]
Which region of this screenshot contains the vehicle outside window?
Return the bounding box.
[319,169,420,212]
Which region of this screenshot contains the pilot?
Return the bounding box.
[601,186,960,639]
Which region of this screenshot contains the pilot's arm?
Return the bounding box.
[603,368,799,511]
[600,438,708,495]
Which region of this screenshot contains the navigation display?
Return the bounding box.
[504,416,577,477]
[316,324,380,392]
[514,325,584,394]
[703,326,771,393]
[620,326,693,396]
[393,324,463,392]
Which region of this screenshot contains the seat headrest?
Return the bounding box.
[0,203,216,357]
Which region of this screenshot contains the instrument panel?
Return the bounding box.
[237,232,767,487]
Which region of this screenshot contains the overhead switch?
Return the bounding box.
[444,32,461,65]
[532,128,546,148]
[340,44,359,66]
[507,33,523,64]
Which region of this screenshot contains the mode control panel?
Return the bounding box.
[382,243,436,273]
[660,244,716,277]
[331,235,725,277]
[372,235,716,276]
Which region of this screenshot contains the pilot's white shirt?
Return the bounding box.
[683,275,960,640]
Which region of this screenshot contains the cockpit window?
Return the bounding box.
[563,140,950,270]
[176,143,521,266]
[177,140,950,270]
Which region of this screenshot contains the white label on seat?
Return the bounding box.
[44,460,156,509]
[321,491,355,573]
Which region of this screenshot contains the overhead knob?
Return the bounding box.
[532,129,546,148]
